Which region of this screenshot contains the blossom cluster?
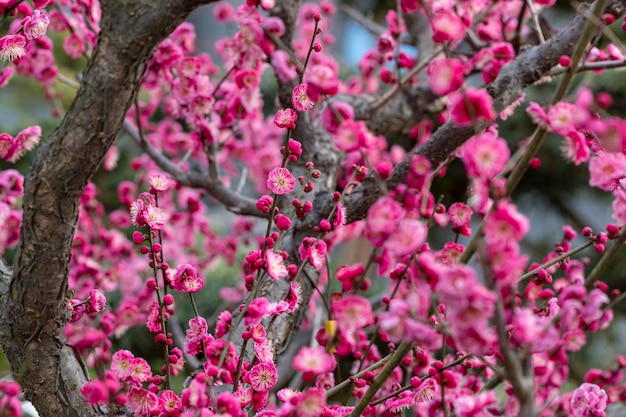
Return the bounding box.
[3,1,626,417]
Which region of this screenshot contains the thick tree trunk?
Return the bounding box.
[0,1,214,416]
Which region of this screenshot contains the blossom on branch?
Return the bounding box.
[298,237,327,268]
[448,88,496,126]
[172,264,204,293]
[22,10,50,40]
[267,167,296,194]
[571,383,607,417]
[428,57,464,95]
[292,83,315,112]
[0,34,26,61]
[274,108,297,129]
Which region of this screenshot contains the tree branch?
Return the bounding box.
[341,0,626,224]
[123,121,262,217]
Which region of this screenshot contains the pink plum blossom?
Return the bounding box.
[142,205,167,230]
[385,391,414,413]
[383,219,427,257]
[0,67,14,88]
[331,294,373,331]
[292,346,336,382]
[128,388,159,416]
[81,380,109,405]
[321,101,354,133]
[571,383,607,417]
[448,88,496,126]
[213,3,234,22]
[428,57,464,95]
[526,101,549,128]
[298,237,327,268]
[274,108,297,129]
[22,10,49,40]
[63,33,85,59]
[431,11,465,43]
[306,64,339,97]
[267,167,296,194]
[245,297,270,326]
[292,83,315,111]
[274,213,291,230]
[247,362,278,392]
[186,316,208,344]
[160,390,183,414]
[272,50,297,83]
[448,202,473,228]
[215,310,231,338]
[366,196,405,236]
[562,131,590,165]
[589,152,626,191]
[88,289,106,313]
[378,299,437,345]
[256,195,274,213]
[264,249,288,279]
[0,133,15,161]
[172,264,204,293]
[461,131,510,179]
[111,349,135,380]
[0,34,26,61]
[334,119,367,152]
[148,173,169,193]
[413,378,438,403]
[294,388,326,417]
[485,200,530,245]
[546,101,588,135]
[454,392,498,417]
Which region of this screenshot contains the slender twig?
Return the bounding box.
[549,58,626,76]
[518,241,594,283]
[348,342,414,417]
[525,0,546,44]
[584,227,626,288]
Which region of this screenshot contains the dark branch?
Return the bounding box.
[123,122,263,217]
[341,0,626,224]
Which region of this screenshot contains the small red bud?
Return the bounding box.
[558,55,572,67]
[132,231,146,245]
[163,294,174,305]
[529,157,541,169]
[596,92,613,109]
[602,13,616,25]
